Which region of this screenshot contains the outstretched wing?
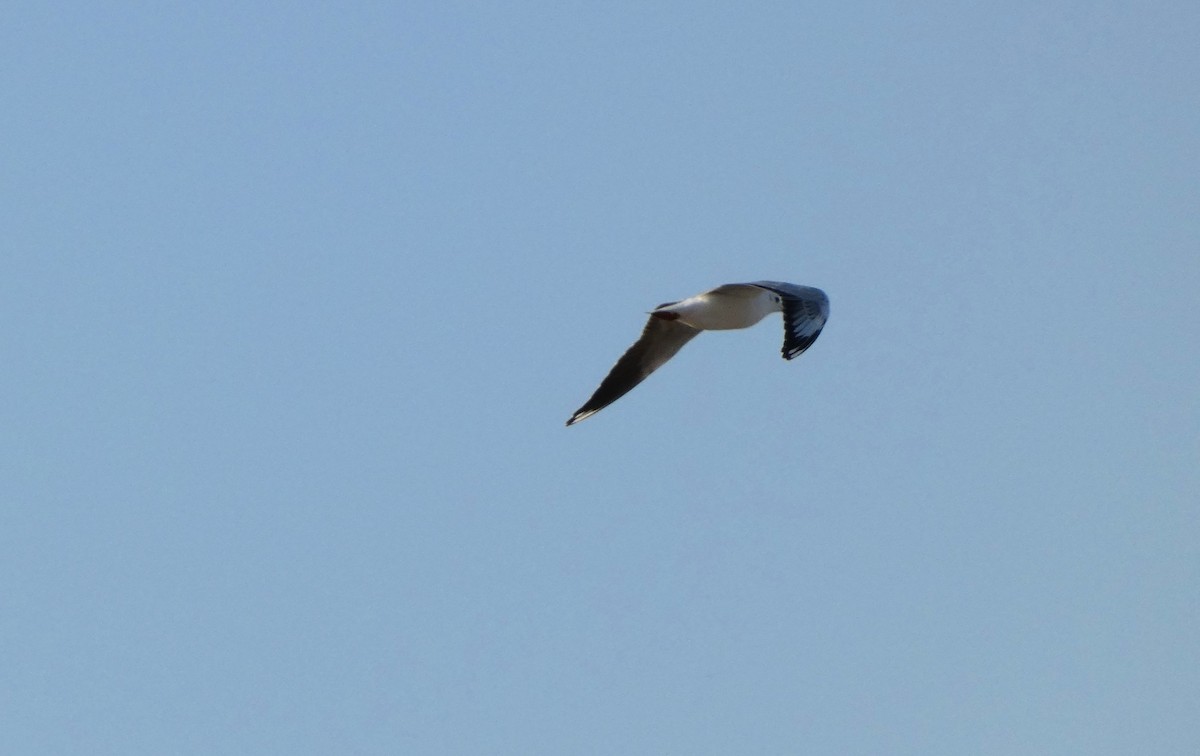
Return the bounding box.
[566,315,700,425]
[750,281,830,360]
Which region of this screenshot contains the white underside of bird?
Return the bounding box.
[566,280,829,426]
[651,283,781,329]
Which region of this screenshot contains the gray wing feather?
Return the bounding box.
[749,281,830,360]
[566,316,700,425]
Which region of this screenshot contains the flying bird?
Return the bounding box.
[566,281,829,425]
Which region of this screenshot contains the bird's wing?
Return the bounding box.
[566,315,701,425]
[749,281,830,360]
[704,283,766,297]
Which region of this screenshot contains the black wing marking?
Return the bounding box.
[749,281,830,360]
[566,315,700,425]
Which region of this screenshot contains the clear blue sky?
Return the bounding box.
[3,2,1197,753]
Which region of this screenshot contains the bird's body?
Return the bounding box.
[652,283,781,330]
[566,281,829,426]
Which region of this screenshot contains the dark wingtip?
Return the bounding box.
[565,409,591,426]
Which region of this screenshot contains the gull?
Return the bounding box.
[566,281,829,425]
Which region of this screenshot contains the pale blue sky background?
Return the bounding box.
[3,2,1198,753]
